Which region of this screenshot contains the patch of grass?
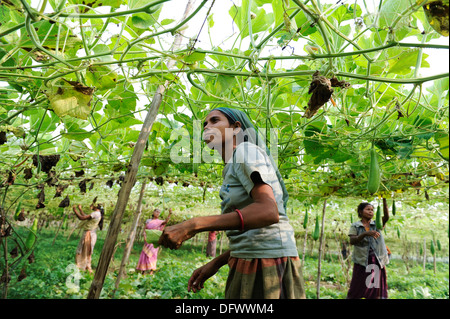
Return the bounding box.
[4,229,449,299]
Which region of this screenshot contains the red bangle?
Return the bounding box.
[235,209,244,231]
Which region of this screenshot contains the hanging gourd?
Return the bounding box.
[312,215,320,241]
[376,204,383,230]
[368,147,380,194]
[303,208,309,229]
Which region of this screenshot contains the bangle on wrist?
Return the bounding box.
[235,209,244,231]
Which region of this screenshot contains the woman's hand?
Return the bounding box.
[188,260,220,293]
[365,230,380,239]
[350,230,380,245]
[158,219,197,250]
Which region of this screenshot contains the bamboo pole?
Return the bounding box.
[316,199,327,299]
[301,225,308,268]
[87,1,195,299]
[1,234,9,299]
[112,181,147,297]
[423,238,427,271]
[52,215,64,245]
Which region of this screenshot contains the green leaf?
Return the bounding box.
[20,20,82,54]
[330,3,363,25]
[161,18,175,26]
[108,85,137,112]
[86,65,118,90]
[387,49,430,75]
[303,121,327,158]
[229,0,274,39]
[62,118,93,141]
[46,80,93,120]
[216,74,236,92]
[131,13,156,30]
[67,0,122,10]
[184,51,206,63]
[271,0,285,28]
[207,14,214,28]
[435,132,449,160]
[294,10,317,36]
[378,0,411,29]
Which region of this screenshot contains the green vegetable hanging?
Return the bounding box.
[367,147,380,194]
[430,240,436,255]
[25,218,38,251]
[312,215,320,241]
[14,202,22,221]
[392,200,396,216]
[303,208,309,229]
[375,204,383,230]
[61,214,68,230]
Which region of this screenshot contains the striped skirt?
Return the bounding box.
[225,256,306,299]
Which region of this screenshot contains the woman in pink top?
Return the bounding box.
[136,208,171,274]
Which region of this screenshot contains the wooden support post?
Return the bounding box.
[112,181,147,297]
[316,199,327,299]
[87,2,195,299]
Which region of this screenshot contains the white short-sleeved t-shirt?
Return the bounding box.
[78,210,101,231]
[219,142,298,259]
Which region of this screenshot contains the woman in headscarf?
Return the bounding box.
[72,203,104,273]
[159,107,305,299]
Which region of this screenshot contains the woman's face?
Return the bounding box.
[203,110,235,149]
[360,205,374,220]
[152,209,160,218]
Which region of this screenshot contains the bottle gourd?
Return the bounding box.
[367,148,380,194]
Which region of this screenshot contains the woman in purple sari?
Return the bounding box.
[136,208,171,274]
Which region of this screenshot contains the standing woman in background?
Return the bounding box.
[347,200,389,299]
[73,203,104,273]
[159,107,305,299]
[136,208,172,274]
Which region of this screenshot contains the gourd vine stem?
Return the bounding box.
[119,0,207,64]
[247,0,257,49]
[39,0,48,14]
[24,15,73,69]
[19,0,38,22]
[57,0,172,19]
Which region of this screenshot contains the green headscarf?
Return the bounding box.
[212,107,289,210]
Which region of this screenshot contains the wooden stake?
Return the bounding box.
[316,199,327,299]
[112,181,147,297]
[423,238,427,272]
[87,2,195,299]
[301,225,308,268]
